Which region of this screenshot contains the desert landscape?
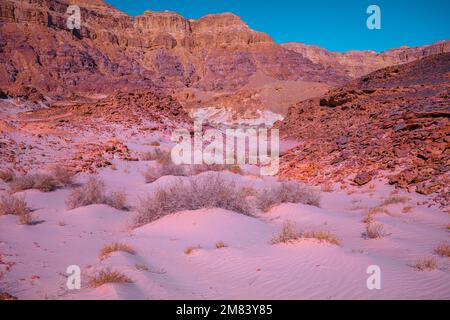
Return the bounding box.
[0,0,449,300]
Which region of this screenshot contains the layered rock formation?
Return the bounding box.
[282,41,450,78]
[1,0,447,112]
[277,53,450,206]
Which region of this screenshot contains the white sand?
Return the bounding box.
[1,149,449,299]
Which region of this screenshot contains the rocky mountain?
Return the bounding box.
[276,52,450,206]
[1,0,448,114]
[282,40,450,78]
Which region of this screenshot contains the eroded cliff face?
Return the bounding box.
[0,0,448,111]
[282,41,450,78]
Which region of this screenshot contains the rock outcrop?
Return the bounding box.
[277,53,450,206]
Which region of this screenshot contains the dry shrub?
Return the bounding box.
[271,222,302,244]
[362,213,375,224]
[402,206,414,214]
[302,231,341,246]
[141,148,172,164]
[381,194,410,206]
[106,191,128,210]
[150,140,161,147]
[0,193,30,216]
[50,165,74,187]
[321,182,334,193]
[435,244,450,257]
[33,174,58,192]
[257,181,320,212]
[367,206,390,216]
[89,268,132,288]
[184,246,200,255]
[412,258,437,271]
[66,177,106,209]
[240,186,257,197]
[135,174,252,227]
[364,222,386,239]
[0,169,15,182]
[9,174,35,193]
[215,241,228,249]
[99,242,136,260]
[143,163,186,183]
[9,167,73,193]
[18,212,34,225]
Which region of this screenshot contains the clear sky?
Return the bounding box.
[104,0,449,53]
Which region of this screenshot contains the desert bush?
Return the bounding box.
[106,191,128,210]
[184,246,200,255]
[321,182,334,193]
[50,165,74,187]
[89,268,132,288]
[18,212,34,225]
[364,222,386,239]
[9,174,35,193]
[66,177,106,209]
[435,244,450,257]
[402,206,414,214]
[302,231,341,246]
[215,241,228,249]
[135,174,252,227]
[367,206,390,216]
[271,222,302,244]
[99,242,136,260]
[141,148,172,164]
[412,258,437,271]
[381,194,410,206]
[33,174,58,192]
[240,186,257,197]
[0,193,30,216]
[0,169,15,182]
[189,164,243,176]
[9,167,74,193]
[143,163,186,183]
[257,181,320,212]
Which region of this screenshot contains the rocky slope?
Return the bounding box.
[276,53,450,207]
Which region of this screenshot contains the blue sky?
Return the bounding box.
[105,0,449,53]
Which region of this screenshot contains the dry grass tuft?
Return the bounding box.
[257,181,320,212]
[0,193,30,217]
[271,222,302,244]
[364,222,387,239]
[141,148,172,164]
[302,231,341,246]
[435,244,450,257]
[8,167,74,193]
[367,206,390,216]
[66,177,106,209]
[215,241,228,249]
[18,212,34,225]
[184,246,200,255]
[402,206,414,214]
[106,191,128,211]
[99,242,136,260]
[135,174,252,227]
[143,163,186,183]
[89,268,132,288]
[321,182,334,193]
[381,194,410,206]
[240,186,257,197]
[412,258,437,271]
[271,222,340,246]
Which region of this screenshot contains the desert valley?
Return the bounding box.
[0,0,449,300]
